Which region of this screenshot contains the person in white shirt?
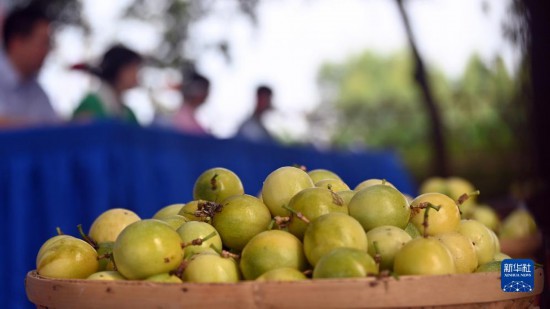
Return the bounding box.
[237,85,274,143]
[0,4,59,126]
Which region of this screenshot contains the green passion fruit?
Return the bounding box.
[313,247,378,279]
[113,219,184,280]
[303,212,368,266]
[348,184,410,232]
[212,194,272,252]
[240,230,307,280]
[287,187,348,240]
[261,166,315,217]
[409,193,461,236]
[393,237,455,276]
[193,167,244,203]
[366,226,412,271]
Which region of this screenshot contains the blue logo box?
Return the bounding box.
[501,259,534,292]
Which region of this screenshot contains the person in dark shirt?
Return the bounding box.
[237,85,274,142]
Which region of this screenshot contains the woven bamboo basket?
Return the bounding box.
[26,268,544,309]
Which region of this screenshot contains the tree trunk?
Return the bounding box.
[396,0,448,177]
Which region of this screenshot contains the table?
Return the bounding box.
[0,121,415,308]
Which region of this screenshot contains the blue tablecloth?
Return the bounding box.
[0,121,415,308]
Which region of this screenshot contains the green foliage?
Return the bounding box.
[317,50,529,197]
[317,51,429,151]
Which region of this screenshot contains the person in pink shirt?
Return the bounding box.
[171,72,210,135]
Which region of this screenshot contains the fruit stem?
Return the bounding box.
[221,250,240,260]
[97,253,111,260]
[282,205,310,224]
[181,231,218,248]
[171,260,189,279]
[210,174,218,190]
[382,179,387,185]
[421,203,441,238]
[209,244,222,255]
[373,241,382,266]
[268,219,275,230]
[56,227,64,235]
[274,216,291,228]
[195,201,223,222]
[77,224,98,249]
[330,190,344,206]
[457,190,481,205]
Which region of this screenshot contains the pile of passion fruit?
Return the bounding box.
[36,166,515,283]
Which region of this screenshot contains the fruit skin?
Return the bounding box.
[146,273,183,283]
[393,237,456,276]
[308,169,341,183]
[212,194,272,252]
[348,184,410,232]
[493,252,511,261]
[287,187,349,240]
[419,177,476,217]
[97,241,115,271]
[366,226,412,271]
[419,177,447,195]
[447,177,477,217]
[36,234,71,266]
[113,219,184,280]
[87,271,126,281]
[337,190,355,207]
[37,236,99,279]
[176,221,222,259]
[193,167,244,203]
[261,166,315,217]
[471,205,500,231]
[256,267,308,281]
[499,208,537,239]
[409,193,461,236]
[240,230,307,280]
[313,247,378,279]
[488,228,501,253]
[178,200,205,221]
[446,177,476,210]
[475,261,501,273]
[354,179,395,191]
[183,254,240,283]
[315,179,350,192]
[152,204,185,220]
[89,208,141,243]
[159,215,189,230]
[457,219,496,265]
[435,232,478,273]
[303,212,368,266]
[404,222,422,239]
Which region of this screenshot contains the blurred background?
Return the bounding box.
[0,0,532,201]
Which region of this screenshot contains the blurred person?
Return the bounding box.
[0,4,59,125]
[72,45,142,124]
[169,71,210,135]
[236,85,274,143]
